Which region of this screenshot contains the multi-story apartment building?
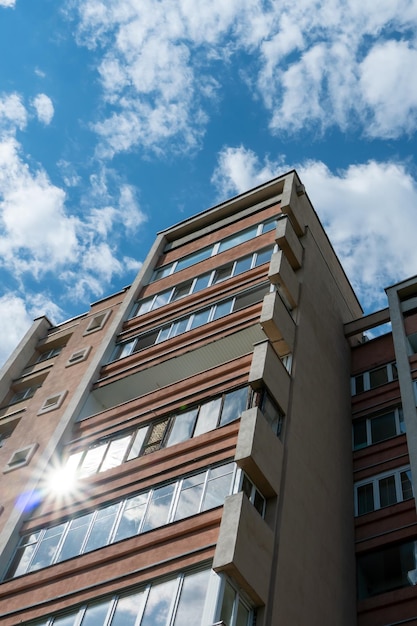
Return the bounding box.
[0,169,415,625]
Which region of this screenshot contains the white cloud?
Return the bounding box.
[212,146,417,310]
[69,0,417,150]
[0,0,16,7]
[0,294,35,368]
[31,94,54,125]
[0,93,27,131]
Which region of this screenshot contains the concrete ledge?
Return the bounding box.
[213,492,274,605]
[275,216,303,270]
[260,291,296,356]
[280,173,306,236]
[268,251,299,310]
[249,341,290,414]
[235,407,283,496]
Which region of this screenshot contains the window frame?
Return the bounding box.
[352,407,404,450]
[354,465,413,515]
[351,362,398,395]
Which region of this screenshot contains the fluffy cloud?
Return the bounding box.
[31,94,54,125]
[0,294,35,368]
[212,146,417,310]
[0,0,16,7]
[69,0,417,152]
[0,93,27,131]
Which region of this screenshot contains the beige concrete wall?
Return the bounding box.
[268,221,361,625]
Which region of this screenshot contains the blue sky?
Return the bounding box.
[1,0,417,365]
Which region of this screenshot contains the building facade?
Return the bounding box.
[0,170,415,625]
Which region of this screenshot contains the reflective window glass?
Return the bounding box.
[236,601,250,626]
[218,226,257,253]
[173,569,211,625]
[202,464,234,511]
[220,388,248,426]
[57,513,94,561]
[212,300,233,320]
[189,309,210,330]
[80,599,112,625]
[193,273,211,292]
[172,281,193,301]
[112,590,145,626]
[401,470,413,500]
[220,581,235,624]
[254,247,273,266]
[127,427,148,461]
[371,413,397,444]
[234,256,252,275]
[353,420,367,450]
[80,444,108,476]
[213,263,234,283]
[193,398,222,436]
[84,504,120,553]
[379,476,397,508]
[100,435,131,472]
[29,524,66,571]
[140,577,177,626]
[357,484,374,516]
[52,614,78,626]
[166,409,198,447]
[174,474,205,521]
[141,484,176,532]
[369,366,389,388]
[114,494,149,542]
[176,247,212,272]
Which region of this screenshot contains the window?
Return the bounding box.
[114,283,270,361]
[219,578,253,626]
[84,311,110,335]
[131,245,275,318]
[4,443,38,473]
[28,568,213,626]
[38,391,67,415]
[36,347,62,363]
[151,217,277,282]
[354,466,413,515]
[357,539,417,599]
[238,473,266,517]
[65,387,251,478]
[5,463,236,579]
[259,389,284,437]
[351,362,398,395]
[9,385,40,405]
[352,407,404,450]
[66,347,91,367]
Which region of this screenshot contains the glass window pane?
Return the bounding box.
[100,436,131,472]
[236,600,250,626]
[156,327,171,343]
[254,247,273,266]
[171,281,193,301]
[357,483,374,515]
[189,309,211,330]
[379,475,397,508]
[401,470,413,500]
[174,474,206,521]
[234,255,252,275]
[261,218,276,233]
[173,569,210,625]
[193,398,222,437]
[80,444,108,476]
[253,490,265,517]
[81,599,112,625]
[133,331,159,351]
[353,420,367,450]
[170,318,189,338]
[141,484,176,532]
[354,374,364,394]
[153,292,171,309]
[141,578,178,626]
[166,409,198,447]
[399,408,406,434]
[220,388,248,426]
[220,581,235,624]
[213,263,234,284]
[176,247,212,272]
[57,513,94,561]
[193,273,211,292]
[212,300,233,320]
[153,265,173,280]
[6,542,38,578]
[84,504,120,553]
[357,540,417,599]
[114,494,149,542]
[127,427,148,461]
[29,523,66,571]
[218,226,257,253]
[369,366,388,389]
[371,412,397,444]
[233,285,268,312]
[52,613,79,626]
[116,341,135,360]
[112,590,145,626]
[134,297,154,316]
[202,464,234,511]
[65,451,83,473]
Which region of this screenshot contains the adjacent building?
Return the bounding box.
[0,170,415,625]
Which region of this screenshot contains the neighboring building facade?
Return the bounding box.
[0,170,415,625]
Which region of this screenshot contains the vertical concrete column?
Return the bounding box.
[387,284,417,510]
